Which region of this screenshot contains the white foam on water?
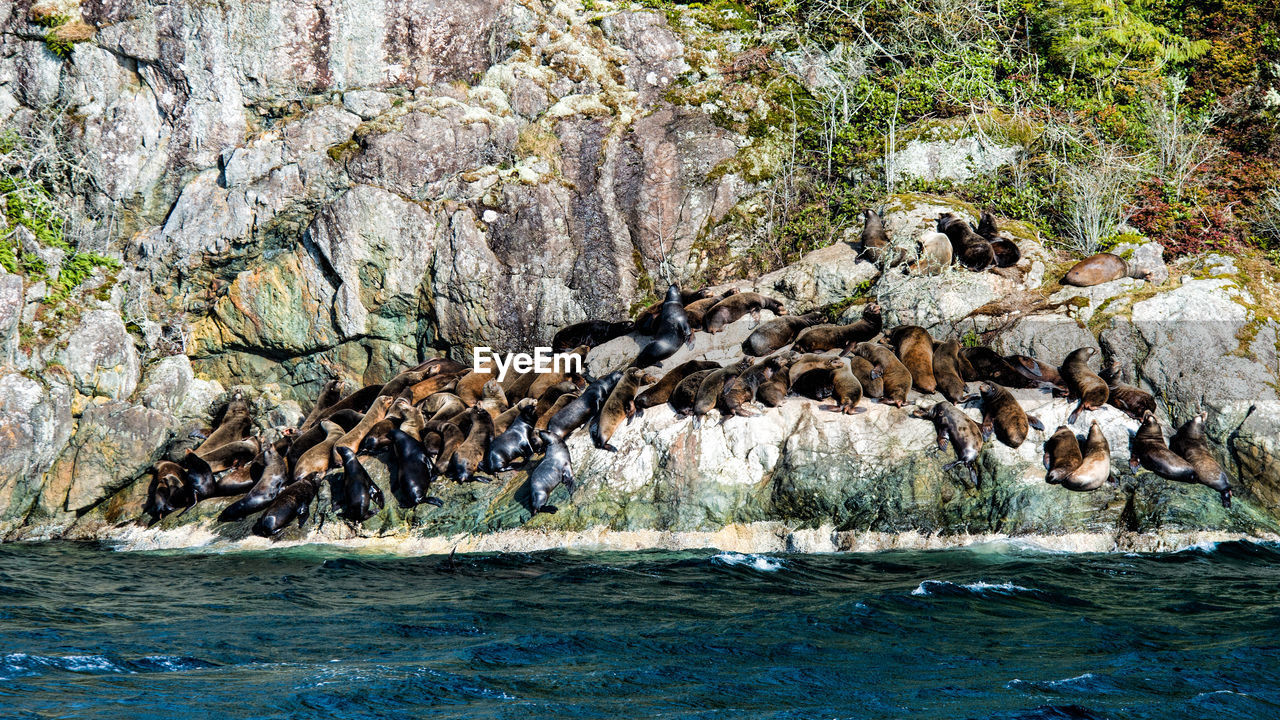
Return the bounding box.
[712,552,785,572]
[911,580,1036,596]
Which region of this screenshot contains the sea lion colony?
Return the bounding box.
[144,210,1232,537]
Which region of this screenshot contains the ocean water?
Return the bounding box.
[1,541,1279,719]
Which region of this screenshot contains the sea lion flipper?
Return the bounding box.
[425,497,445,508]
[1028,415,1045,431]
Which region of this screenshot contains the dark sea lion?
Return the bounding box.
[1006,355,1068,394]
[634,360,720,412]
[888,325,937,394]
[252,474,320,538]
[670,368,718,415]
[937,212,994,271]
[756,359,792,407]
[552,320,635,352]
[853,342,912,406]
[847,354,883,399]
[292,420,345,483]
[634,287,713,334]
[1043,426,1084,486]
[333,445,384,522]
[742,311,825,356]
[144,461,191,523]
[857,208,888,261]
[446,407,494,483]
[632,285,695,369]
[1170,412,1232,507]
[536,393,579,431]
[692,358,755,422]
[959,346,1041,388]
[914,401,984,487]
[1099,361,1156,421]
[702,292,787,333]
[1130,411,1197,482]
[529,431,575,515]
[792,303,883,354]
[217,443,289,522]
[304,384,382,430]
[977,382,1043,448]
[724,357,785,418]
[195,393,253,456]
[410,357,469,377]
[388,428,444,509]
[287,408,363,468]
[1059,347,1109,423]
[1062,253,1151,287]
[547,370,623,440]
[975,211,1021,268]
[932,340,971,403]
[359,417,400,455]
[534,380,581,418]
[335,395,394,457]
[821,359,864,414]
[179,450,216,502]
[213,461,260,497]
[685,289,739,330]
[787,353,844,400]
[592,367,655,450]
[485,400,541,472]
[299,379,343,433]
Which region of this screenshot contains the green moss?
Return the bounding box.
[326,139,359,164]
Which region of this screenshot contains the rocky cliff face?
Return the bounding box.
[1,1,1278,550]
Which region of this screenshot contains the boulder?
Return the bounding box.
[60,308,142,403]
[0,373,73,530]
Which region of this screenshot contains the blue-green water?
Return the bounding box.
[1,541,1278,719]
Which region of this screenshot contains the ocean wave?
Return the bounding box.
[0,652,216,680]
[711,552,785,572]
[911,580,1038,597]
[1007,673,1109,694]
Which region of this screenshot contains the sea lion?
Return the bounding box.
[406,371,464,404]
[551,320,634,352]
[179,450,216,502]
[787,353,844,400]
[485,399,541,472]
[1059,347,1109,423]
[195,393,253,456]
[303,384,382,430]
[217,443,290,522]
[1062,253,1151,287]
[1170,412,1232,507]
[529,431,575,515]
[632,285,695,369]
[634,287,713,334]
[1006,355,1068,394]
[756,360,792,407]
[977,382,1043,448]
[525,345,590,401]
[287,408,363,468]
[888,325,937,394]
[446,407,494,484]
[857,208,888,261]
[536,393,579,431]
[547,370,623,440]
[378,368,429,399]
[426,418,467,474]
[424,393,466,423]
[959,346,1042,389]
[847,354,883,399]
[932,340,971,403]
[853,342,912,406]
[742,311,825,356]
[534,380,581,418]
[702,292,788,333]
[914,401,984,486]
[251,474,320,538]
[1057,420,1112,491]
[975,211,1020,268]
[1043,426,1084,486]
[334,395,393,457]
[692,358,755,422]
[292,419,345,483]
[913,231,952,273]
[476,379,509,421]
[592,367,655,450]
[634,360,721,412]
[410,357,469,377]
[299,379,343,433]
[792,303,883,354]
[359,418,398,455]
[333,445,384,522]
[724,357,785,418]
[821,359,864,414]
[1099,361,1156,421]
[1129,411,1197,483]
[399,402,426,442]
[685,288,739,330]
[213,461,260,497]
[144,461,191,523]
[388,428,444,509]
[670,368,719,416]
[937,212,994,271]
[197,437,262,473]
[455,368,497,407]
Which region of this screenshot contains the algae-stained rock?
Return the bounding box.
[1232,407,1280,511]
[0,374,73,529]
[59,308,142,402]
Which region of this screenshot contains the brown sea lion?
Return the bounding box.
[888,325,937,394]
[1170,411,1232,507]
[792,303,883,354]
[634,360,721,412]
[670,368,718,416]
[425,420,466,472]
[286,409,363,469]
[409,357,468,376]
[334,395,394,457]
[913,401,984,487]
[1059,347,1109,423]
[293,420,345,483]
[857,208,888,261]
[847,354,883,399]
[552,320,635,352]
[1062,253,1151,287]
[446,406,495,484]
[399,403,426,443]
[379,368,430,399]
[406,371,464,404]
[198,437,261,473]
[195,393,253,456]
[1098,361,1156,421]
[685,289,740,330]
[756,358,792,407]
[456,368,497,407]
[304,384,383,429]
[853,342,912,406]
[591,367,655,450]
[821,359,864,414]
[932,340,971,403]
[937,213,994,271]
[477,379,509,421]
[723,357,785,418]
[702,292,788,333]
[977,382,1043,448]
[1043,426,1083,486]
[742,311,825,356]
[525,346,590,402]
[786,353,844,400]
[144,461,191,523]
[1129,411,1197,482]
[1061,420,1111,491]
[959,347,1040,389]
[493,397,533,436]
[692,358,755,422]
[534,380,582,418]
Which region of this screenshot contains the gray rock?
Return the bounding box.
[0,273,21,367]
[990,314,1099,366]
[342,90,393,119]
[44,401,175,515]
[889,134,1020,184]
[0,373,73,528]
[60,308,142,402]
[1113,240,1169,284]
